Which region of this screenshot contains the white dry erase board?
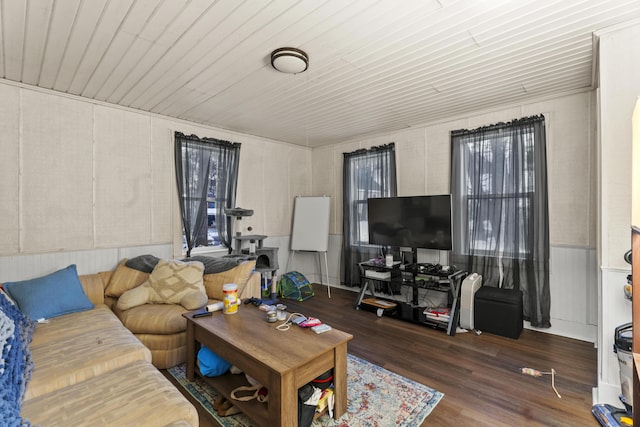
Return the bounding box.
[290,196,331,252]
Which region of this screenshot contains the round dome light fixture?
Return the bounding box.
[270,47,309,74]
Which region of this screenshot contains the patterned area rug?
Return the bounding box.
[167,354,443,427]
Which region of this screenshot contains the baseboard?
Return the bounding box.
[525,318,596,343]
[593,383,624,406]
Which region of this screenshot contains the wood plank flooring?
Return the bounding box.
[169,285,599,427]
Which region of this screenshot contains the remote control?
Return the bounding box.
[311,324,332,334]
[193,310,212,318]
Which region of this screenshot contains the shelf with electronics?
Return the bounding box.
[352,194,467,335]
[354,257,465,335]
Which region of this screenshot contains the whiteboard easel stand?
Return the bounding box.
[286,250,330,298]
[288,196,332,299]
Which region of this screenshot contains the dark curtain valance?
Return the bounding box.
[174,132,241,150]
[343,143,396,158]
[451,115,545,137]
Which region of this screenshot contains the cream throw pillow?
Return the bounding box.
[117,259,207,311]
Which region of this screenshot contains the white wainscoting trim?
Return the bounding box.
[0,244,173,281]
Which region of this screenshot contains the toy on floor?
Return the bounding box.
[520,367,561,399]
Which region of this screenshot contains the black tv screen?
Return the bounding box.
[367,195,452,250]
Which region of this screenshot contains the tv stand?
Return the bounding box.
[354,261,466,335]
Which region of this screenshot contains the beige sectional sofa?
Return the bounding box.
[105,256,260,368]
[18,274,199,426]
[2,255,261,426]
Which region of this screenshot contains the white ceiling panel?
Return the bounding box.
[2,0,640,147]
[68,0,134,95]
[2,0,27,81]
[22,0,53,85]
[49,0,105,90]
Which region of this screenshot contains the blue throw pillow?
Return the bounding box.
[198,346,231,377]
[4,265,94,320]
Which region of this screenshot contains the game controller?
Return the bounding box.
[244,297,263,306]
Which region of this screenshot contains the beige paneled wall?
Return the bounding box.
[312,91,596,248]
[94,106,153,247]
[150,121,174,243]
[0,81,311,257]
[21,90,94,252]
[524,95,596,248]
[0,84,20,252]
[394,128,426,196]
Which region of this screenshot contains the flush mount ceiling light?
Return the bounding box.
[270,47,309,74]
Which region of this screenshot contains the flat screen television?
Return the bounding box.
[367,195,453,250]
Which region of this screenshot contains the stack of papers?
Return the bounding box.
[424,307,450,322]
[316,388,334,413]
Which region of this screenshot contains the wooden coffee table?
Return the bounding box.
[184,307,352,427]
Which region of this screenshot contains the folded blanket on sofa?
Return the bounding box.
[185,256,252,274]
[0,291,37,426]
[125,254,250,275]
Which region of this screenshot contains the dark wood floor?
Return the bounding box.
[171,285,599,427]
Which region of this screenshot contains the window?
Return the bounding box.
[180,172,220,250]
[175,132,240,256]
[460,128,535,258]
[349,158,389,245]
[341,144,397,286]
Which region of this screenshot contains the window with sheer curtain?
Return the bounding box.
[174,132,240,257]
[341,143,397,286]
[450,116,550,327]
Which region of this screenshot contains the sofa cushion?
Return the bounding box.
[4,265,93,320]
[29,303,125,348]
[135,332,186,350]
[21,360,198,427]
[118,259,208,311]
[114,303,188,335]
[104,259,149,298]
[26,306,151,400]
[78,274,106,305]
[203,260,256,300]
[134,333,187,369]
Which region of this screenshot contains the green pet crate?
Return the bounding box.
[278,271,314,301]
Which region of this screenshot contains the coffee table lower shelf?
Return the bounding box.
[184,308,352,427]
[198,367,333,424]
[196,367,269,422]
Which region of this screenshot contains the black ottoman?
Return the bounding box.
[474,287,523,339]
